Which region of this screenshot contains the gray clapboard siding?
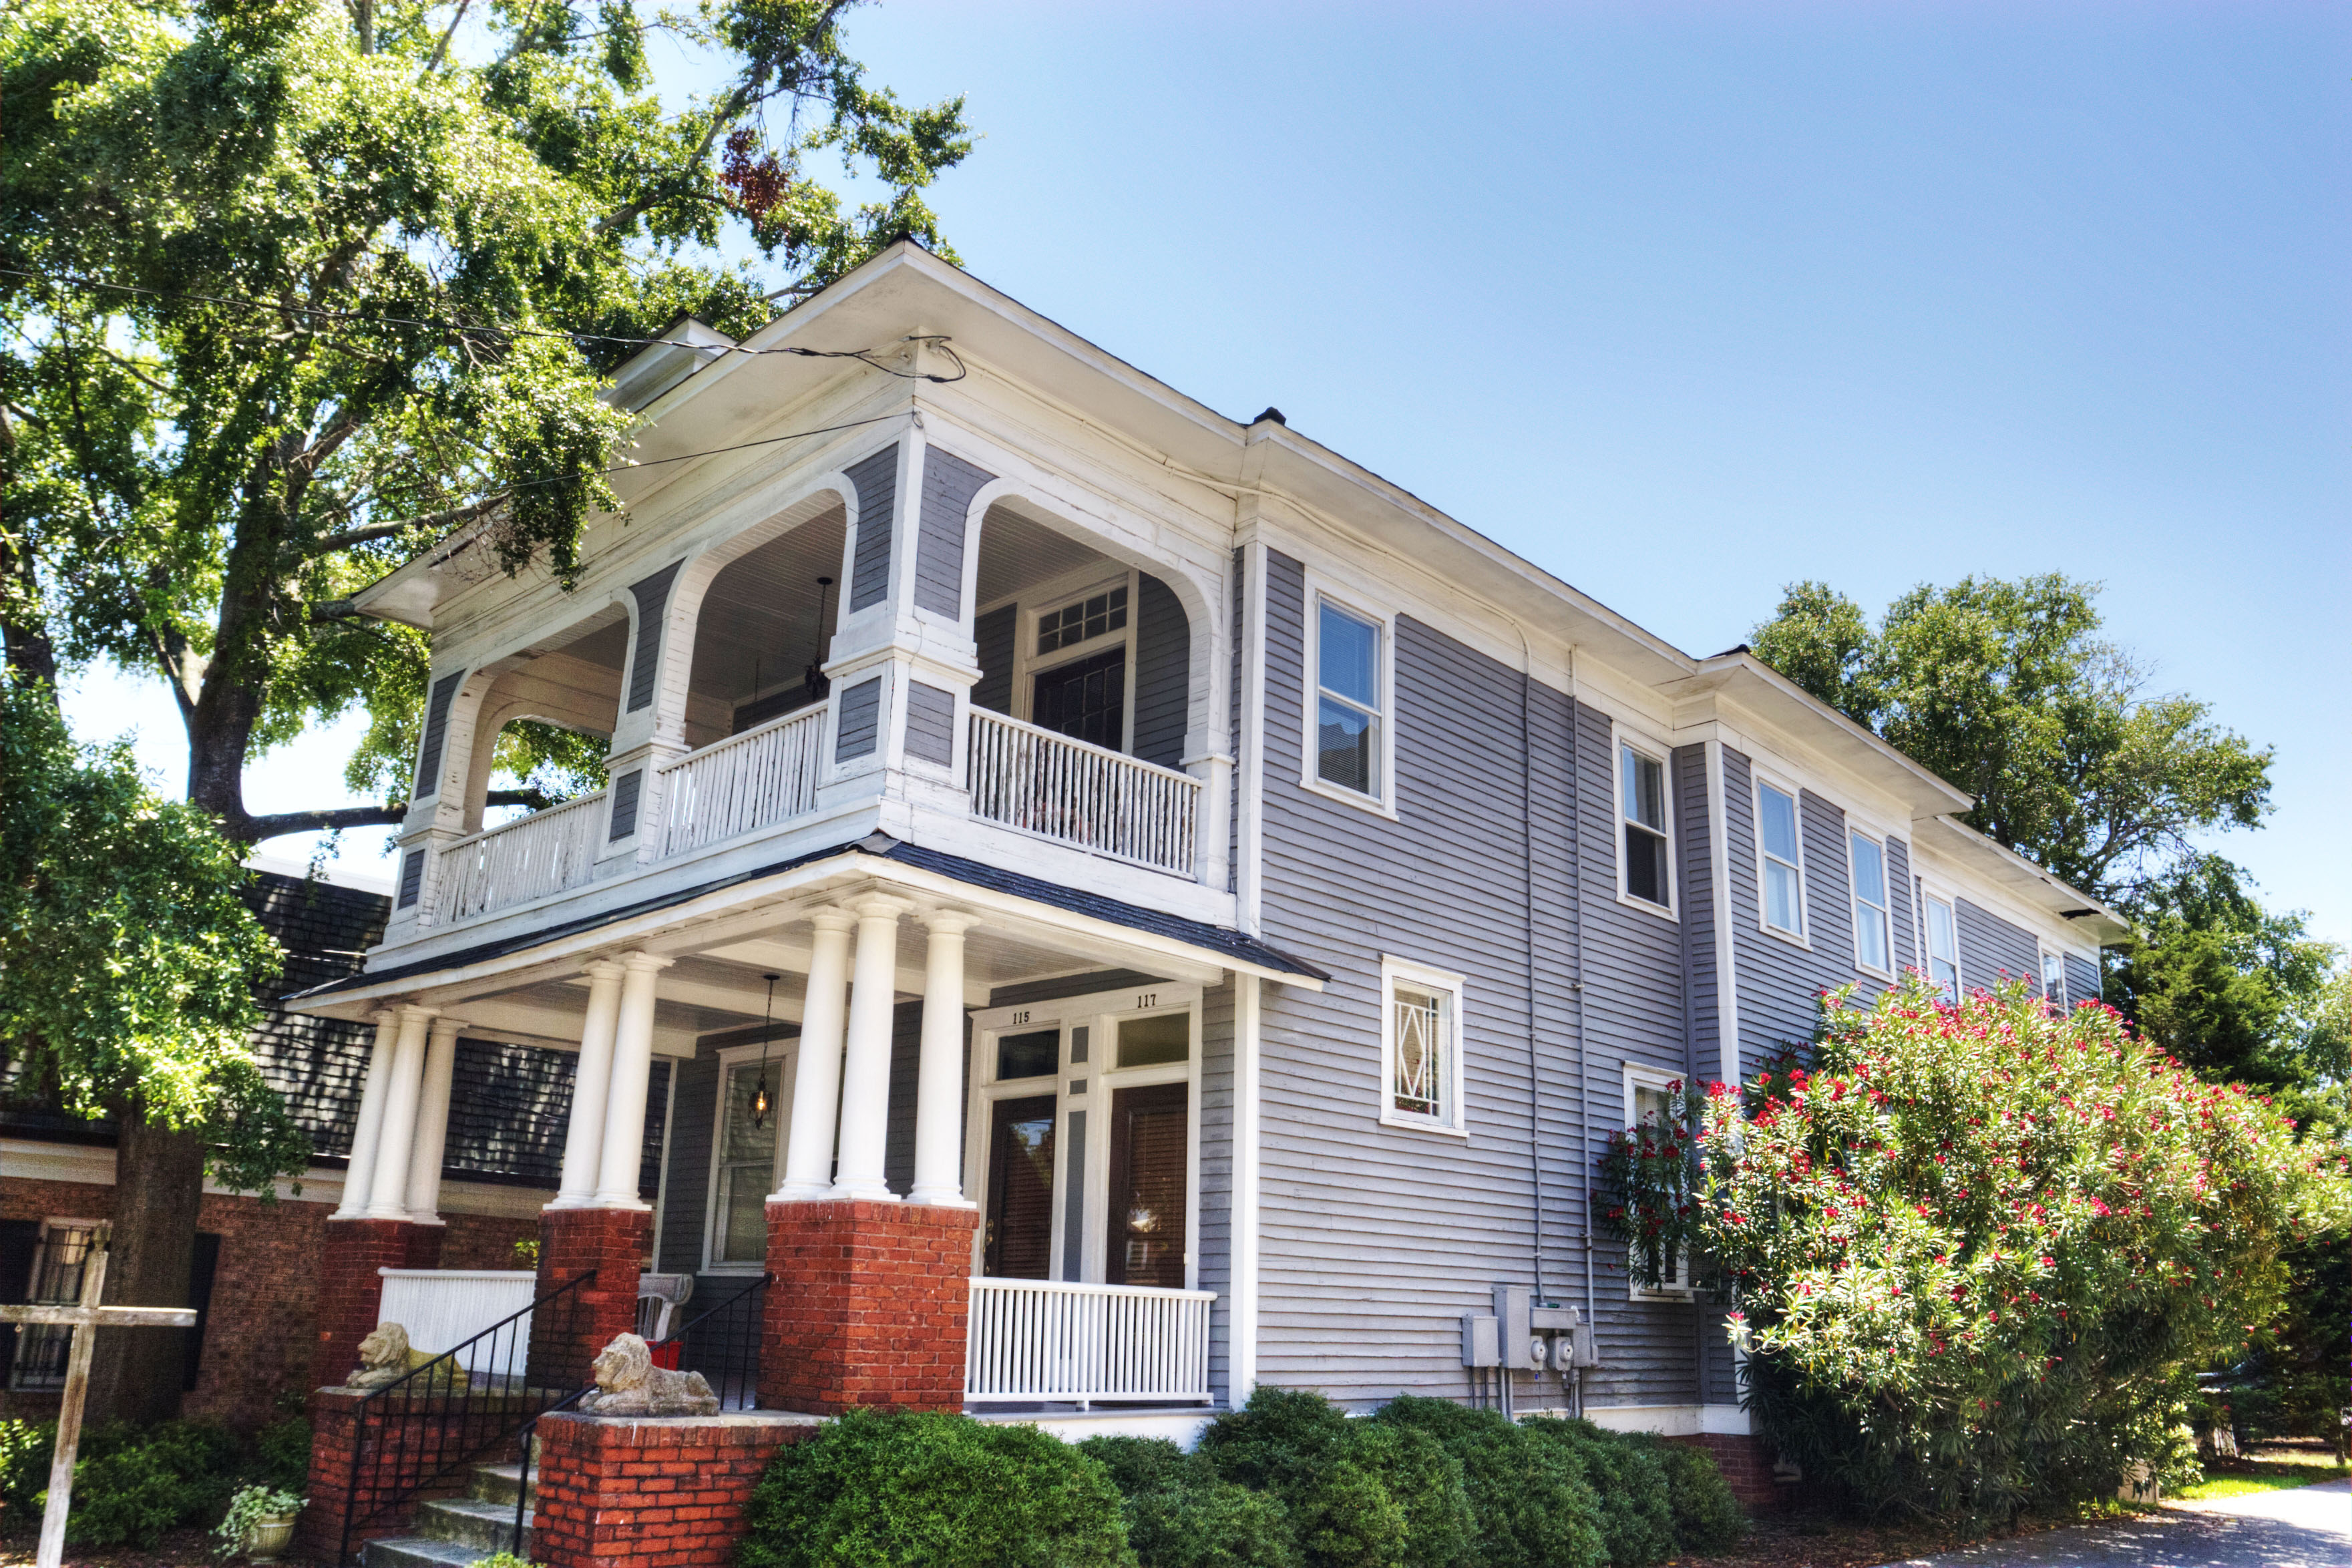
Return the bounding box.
[846,444,898,613]
[1887,835,1917,989]
[834,676,881,761]
[986,970,1167,1010]
[1197,981,1236,1402]
[884,1001,922,1195]
[916,449,992,617]
[658,1046,721,1273]
[1134,572,1190,770]
[905,681,956,767]
[972,604,1016,715]
[1229,548,1244,894]
[2065,952,2101,1011]
[1674,747,1742,1408]
[625,562,681,713]
[415,670,467,797]
[1957,898,2039,994]
[1250,549,1691,1413]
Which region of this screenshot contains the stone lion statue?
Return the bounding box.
[578,1332,718,1416]
[345,1322,469,1394]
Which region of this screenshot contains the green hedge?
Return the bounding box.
[0,1416,312,1547]
[735,1393,1747,1568]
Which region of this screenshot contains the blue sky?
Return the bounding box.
[63,0,2350,944]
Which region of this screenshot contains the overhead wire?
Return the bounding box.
[0,265,967,381]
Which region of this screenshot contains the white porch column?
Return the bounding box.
[331,1009,401,1219]
[829,895,910,1202]
[402,1015,465,1223]
[773,910,855,1201]
[365,1004,436,1219]
[554,958,626,1208]
[906,910,977,1207]
[592,951,672,1208]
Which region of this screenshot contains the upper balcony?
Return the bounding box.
[375,426,1232,963]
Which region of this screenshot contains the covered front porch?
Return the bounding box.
[291,840,1316,1417]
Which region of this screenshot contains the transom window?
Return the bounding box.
[1924,895,1960,1002]
[1620,744,1671,908]
[1314,599,1384,799]
[1757,780,1806,937]
[1037,586,1127,654]
[1849,830,1891,974]
[1380,958,1465,1135]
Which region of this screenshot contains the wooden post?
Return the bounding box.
[0,1223,197,1568]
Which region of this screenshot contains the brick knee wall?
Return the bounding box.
[761,1200,978,1414]
[534,1206,651,1390]
[1669,1431,1784,1513]
[319,1219,423,1388]
[296,1386,525,1562]
[534,1411,821,1568]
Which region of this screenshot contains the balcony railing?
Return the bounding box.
[964,1278,1215,1406]
[658,706,826,859]
[435,787,606,923]
[966,710,1201,877]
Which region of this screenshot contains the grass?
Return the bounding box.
[2172,1460,2349,1501]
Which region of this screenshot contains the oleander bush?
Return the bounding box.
[737,1407,1130,1568]
[1691,976,2352,1525]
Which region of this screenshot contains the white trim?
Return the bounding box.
[972,1407,1217,1449]
[1546,1403,1752,1438]
[1229,974,1261,1401]
[1609,723,1678,922]
[1378,956,1468,1137]
[1236,540,1269,936]
[1621,1065,1696,1298]
[702,1037,798,1274]
[1704,739,1742,1091]
[1298,570,1398,819]
[1919,880,1963,1002]
[1845,825,1895,981]
[1751,769,1810,947]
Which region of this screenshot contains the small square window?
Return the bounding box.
[1380,959,1465,1135]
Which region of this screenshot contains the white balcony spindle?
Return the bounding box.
[433,789,608,924]
[659,707,827,859]
[965,711,1201,878]
[963,1279,1215,1404]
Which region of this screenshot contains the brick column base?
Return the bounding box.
[534,1410,821,1568]
[318,1217,428,1385]
[532,1205,650,1390]
[1670,1431,1784,1513]
[761,1199,979,1413]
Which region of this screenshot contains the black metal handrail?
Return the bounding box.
[504,1273,773,1549]
[335,1270,592,1566]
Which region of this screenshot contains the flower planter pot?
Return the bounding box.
[243,1513,299,1563]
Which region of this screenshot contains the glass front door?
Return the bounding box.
[1105,1082,1188,1288]
[983,1095,1059,1279]
[1031,648,1126,749]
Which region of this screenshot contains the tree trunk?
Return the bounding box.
[85,1113,207,1425]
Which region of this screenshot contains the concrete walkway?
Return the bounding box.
[1895,1478,2351,1567]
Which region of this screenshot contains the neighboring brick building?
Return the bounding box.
[0,861,669,1429]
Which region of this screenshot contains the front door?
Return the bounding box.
[1105,1083,1188,1288]
[1031,648,1125,749]
[982,1095,1058,1279]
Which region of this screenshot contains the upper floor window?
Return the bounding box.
[1314,598,1385,801]
[1849,830,1891,974]
[1756,780,1806,937]
[1619,744,1672,909]
[1381,957,1464,1135]
[2041,952,2066,1010]
[1924,895,1959,1002]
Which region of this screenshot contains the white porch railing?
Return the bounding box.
[964,1278,1215,1404]
[658,706,826,859]
[434,788,606,923]
[375,1268,537,1378]
[966,711,1202,877]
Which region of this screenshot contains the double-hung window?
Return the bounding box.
[709,1050,787,1267]
[1380,958,1464,1135]
[1619,745,1672,909]
[1625,1073,1695,1293]
[1314,599,1384,799]
[1757,781,1806,937]
[1849,830,1891,974]
[1924,895,1960,1002]
[2041,952,2066,1011]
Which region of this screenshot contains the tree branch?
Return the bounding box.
[242,787,556,843]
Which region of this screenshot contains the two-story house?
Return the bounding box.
[9,240,2129,1550]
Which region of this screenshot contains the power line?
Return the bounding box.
[0,265,966,381]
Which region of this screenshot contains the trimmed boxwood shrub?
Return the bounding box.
[1079,1437,1299,1568]
[737,1408,1131,1568]
[1621,1432,1746,1554]
[1197,1388,1473,1568]
[1516,1420,1676,1568]
[1374,1398,1605,1568]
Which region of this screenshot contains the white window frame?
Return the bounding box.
[1846,827,1895,980]
[1379,956,1467,1137]
[1921,884,1962,1003]
[701,1038,798,1275]
[1611,729,1678,921]
[964,984,1204,1288]
[1752,772,1810,946]
[1621,1066,1696,1298]
[1007,566,1141,755]
[1299,576,1398,818]
[2041,950,2066,1011]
